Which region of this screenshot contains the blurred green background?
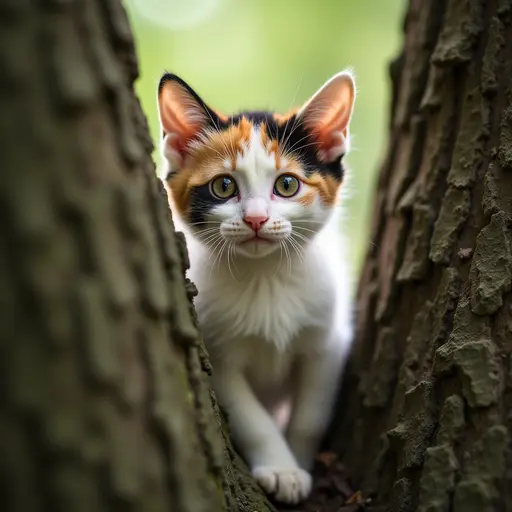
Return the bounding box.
[124,0,405,278]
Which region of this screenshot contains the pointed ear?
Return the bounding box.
[157,73,219,168]
[297,70,356,163]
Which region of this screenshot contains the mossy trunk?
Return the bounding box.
[0,1,273,511]
[329,0,512,510]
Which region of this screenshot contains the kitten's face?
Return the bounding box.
[157,72,356,259]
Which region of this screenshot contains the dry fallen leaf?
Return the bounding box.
[315,451,338,467]
[345,490,364,505]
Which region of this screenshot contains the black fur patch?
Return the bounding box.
[188,182,229,227]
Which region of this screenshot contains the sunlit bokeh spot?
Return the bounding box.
[131,0,221,30]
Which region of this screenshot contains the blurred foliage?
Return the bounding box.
[124,0,405,276]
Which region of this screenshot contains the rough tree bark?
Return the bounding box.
[329,0,512,510]
[0,1,273,511]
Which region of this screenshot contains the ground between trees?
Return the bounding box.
[1,0,512,511]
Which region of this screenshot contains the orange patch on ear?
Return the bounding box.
[301,172,340,206]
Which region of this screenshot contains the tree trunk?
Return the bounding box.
[0,1,273,511]
[330,0,512,510]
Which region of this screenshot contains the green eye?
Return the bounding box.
[210,175,238,199]
[274,174,300,198]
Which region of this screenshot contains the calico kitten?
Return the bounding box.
[157,71,356,505]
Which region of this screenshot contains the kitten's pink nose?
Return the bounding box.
[243,214,269,232]
[243,198,269,232]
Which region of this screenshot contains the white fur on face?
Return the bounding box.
[193,127,333,259]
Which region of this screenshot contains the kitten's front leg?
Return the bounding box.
[211,367,312,504]
[286,334,346,470]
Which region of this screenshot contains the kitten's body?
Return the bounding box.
[176,194,352,404]
[158,72,356,505]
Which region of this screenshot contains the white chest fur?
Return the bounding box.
[189,240,335,351]
[204,265,329,340]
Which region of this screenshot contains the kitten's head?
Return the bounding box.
[157,71,355,259]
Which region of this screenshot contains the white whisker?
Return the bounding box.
[199,231,223,246]
[189,221,223,226]
[195,227,221,238]
[287,235,305,267]
[226,241,237,281]
[291,219,324,224]
[206,237,226,276]
[272,241,284,277]
[293,225,319,235]
[282,239,292,277]
[215,240,228,273]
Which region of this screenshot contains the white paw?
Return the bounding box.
[252,466,312,505]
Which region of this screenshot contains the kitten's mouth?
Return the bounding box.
[235,234,281,257]
[241,235,274,244]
